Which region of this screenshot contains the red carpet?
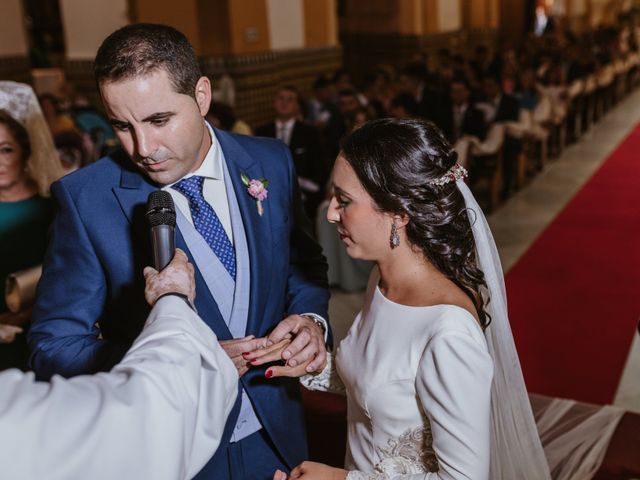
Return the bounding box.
[505,124,640,405]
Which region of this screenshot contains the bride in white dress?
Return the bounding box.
[262,119,625,480]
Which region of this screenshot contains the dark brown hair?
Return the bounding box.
[0,110,31,164]
[94,23,201,98]
[340,118,491,328]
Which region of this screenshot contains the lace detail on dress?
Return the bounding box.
[300,352,346,395]
[346,421,438,480]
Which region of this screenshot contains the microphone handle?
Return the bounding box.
[151,224,175,270]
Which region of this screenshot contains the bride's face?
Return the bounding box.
[327,155,392,260]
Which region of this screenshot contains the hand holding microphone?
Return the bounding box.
[143,249,195,306]
[144,191,196,306]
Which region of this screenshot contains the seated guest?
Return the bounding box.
[360,72,387,119]
[70,95,118,159]
[515,67,541,111]
[256,86,327,220]
[397,62,443,121]
[350,106,374,131]
[306,75,338,129]
[206,101,252,136]
[477,74,521,124]
[325,88,362,163]
[435,76,487,143]
[0,82,64,370]
[39,93,91,172]
[0,250,239,480]
[389,92,421,119]
[477,74,522,196]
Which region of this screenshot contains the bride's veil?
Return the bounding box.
[457,180,552,479]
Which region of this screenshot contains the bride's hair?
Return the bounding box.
[340,118,491,328]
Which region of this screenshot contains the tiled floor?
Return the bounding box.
[327,89,640,412]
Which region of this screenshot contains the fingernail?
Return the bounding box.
[250,359,259,364]
[306,365,314,372]
[288,359,297,367]
[266,340,273,347]
[282,350,291,359]
[265,369,273,378]
[242,352,251,356]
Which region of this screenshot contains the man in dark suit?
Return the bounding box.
[397,62,444,122]
[479,74,522,196]
[436,77,487,143]
[29,24,330,480]
[256,86,327,222]
[480,74,520,124]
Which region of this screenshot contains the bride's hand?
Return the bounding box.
[287,461,348,480]
[245,338,316,377]
[242,336,292,365]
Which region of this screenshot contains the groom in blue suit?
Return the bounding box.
[28,24,330,479]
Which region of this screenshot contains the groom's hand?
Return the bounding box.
[219,336,270,376]
[265,314,327,374]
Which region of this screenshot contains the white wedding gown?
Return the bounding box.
[303,272,494,479]
[303,270,625,480]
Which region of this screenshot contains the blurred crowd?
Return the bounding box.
[227,19,640,218]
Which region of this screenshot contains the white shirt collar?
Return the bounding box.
[275,118,296,130]
[167,122,222,187]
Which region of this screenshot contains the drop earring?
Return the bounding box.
[390,223,400,249]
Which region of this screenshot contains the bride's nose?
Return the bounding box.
[326,196,340,224]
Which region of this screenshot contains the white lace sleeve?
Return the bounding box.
[299,352,346,395]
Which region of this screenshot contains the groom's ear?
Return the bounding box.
[194,76,212,117]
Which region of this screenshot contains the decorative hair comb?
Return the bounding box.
[429,164,468,186]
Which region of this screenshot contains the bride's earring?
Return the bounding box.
[390,223,400,249]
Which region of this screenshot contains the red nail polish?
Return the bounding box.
[265,369,273,378]
[242,352,250,356]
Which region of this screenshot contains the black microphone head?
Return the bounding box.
[146,190,176,227]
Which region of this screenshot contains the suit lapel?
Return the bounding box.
[215,128,273,335]
[112,167,157,268]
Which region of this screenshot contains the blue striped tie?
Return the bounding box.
[173,176,236,280]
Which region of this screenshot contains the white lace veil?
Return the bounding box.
[0,81,64,196]
[456,179,552,479]
[457,179,625,479]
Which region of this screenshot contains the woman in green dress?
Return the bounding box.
[0,109,54,370]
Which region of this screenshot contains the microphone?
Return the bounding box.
[146,191,176,270]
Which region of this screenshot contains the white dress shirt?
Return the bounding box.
[275,118,295,146]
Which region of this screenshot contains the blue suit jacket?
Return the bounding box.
[29,128,330,471]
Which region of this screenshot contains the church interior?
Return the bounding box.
[1,0,640,478]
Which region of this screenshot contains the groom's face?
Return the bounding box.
[100,68,212,185]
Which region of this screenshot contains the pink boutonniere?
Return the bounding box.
[241,174,269,216]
